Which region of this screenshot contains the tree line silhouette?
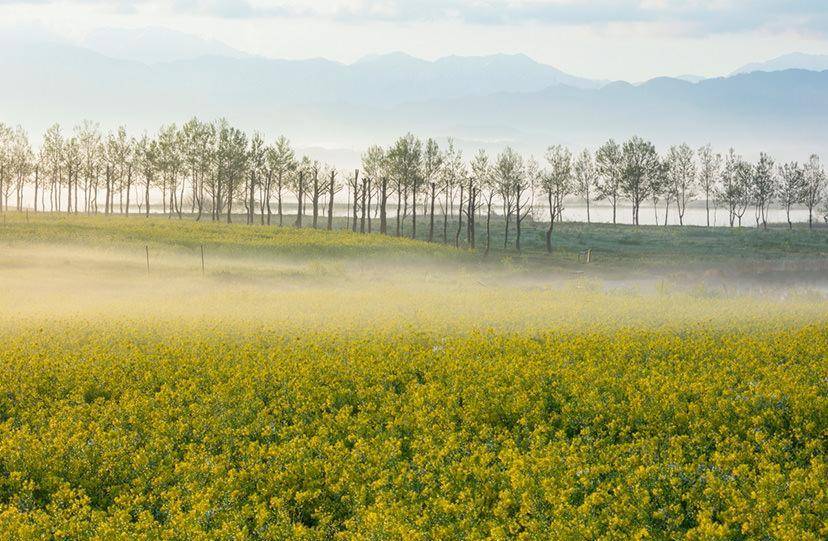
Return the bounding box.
[0,119,826,253]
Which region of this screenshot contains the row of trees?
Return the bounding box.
[0,120,826,253]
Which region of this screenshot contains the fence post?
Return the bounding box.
[145,245,150,276]
[200,244,205,277]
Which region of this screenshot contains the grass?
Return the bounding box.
[2,212,827,273]
[0,212,459,262]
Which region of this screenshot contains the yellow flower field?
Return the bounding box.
[0,312,825,539]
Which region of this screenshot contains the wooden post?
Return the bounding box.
[200,244,205,277]
[145,245,150,276]
[586,249,592,264]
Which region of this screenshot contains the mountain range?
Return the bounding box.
[731,52,828,76]
[1,29,826,163]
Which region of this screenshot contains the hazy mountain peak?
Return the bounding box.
[731,52,828,75]
[82,26,249,64]
[674,74,706,83]
[353,51,426,65]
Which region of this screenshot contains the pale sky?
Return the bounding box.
[2,0,828,80]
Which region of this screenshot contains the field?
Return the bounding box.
[0,213,826,540]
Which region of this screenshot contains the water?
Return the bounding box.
[555,202,821,227]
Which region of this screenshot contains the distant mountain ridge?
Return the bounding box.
[82,27,250,64]
[1,32,826,161]
[732,52,828,75]
[0,36,605,110]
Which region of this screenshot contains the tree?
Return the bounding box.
[440,140,463,243]
[467,149,490,249]
[268,136,295,227]
[778,162,804,230]
[595,139,623,224]
[325,167,342,231]
[751,153,776,229]
[105,126,133,215]
[542,145,572,253]
[8,126,33,212]
[136,135,158,217]
[803,155,825,230]
[621,136,659,225]
[718,149,741,227]
[697,144,721,227]
[181,118,213,221]
[514,157,537,252]
[157,124,186,218]
[41,124,64,212]
[574,149,596,224]
[347,169,360,233]
[421,138,444,243]
[75,121,101,213]
[362,145,387,234]
[732,157,753,227]
[247,132,266,225]
[62,135,81,214]
[666,143,696,226]
[0,124,11,211]
[471,150,495,256]
[494,147,523,250]
[651,158,670,226]
[308,160,324,229]
[292,156,311,228]
[216,122,248,224]
[387,134,421,237]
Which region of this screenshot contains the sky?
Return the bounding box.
[2,0,828,80]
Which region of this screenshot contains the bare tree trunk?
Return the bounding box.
[327,170,336,231]
[67,168,73,214]
[586,193,590,224]
[455,184,464,248]
[442,190,449,244]
[428,182,436,242]
[484,195,493,256]
[787,202,792,230]
[33,167,39,212]
[612,195,617,225]
[295,171,304,228]
[277,177,283,227]
[380,177,388,235]
[366,176,372,233]
[395,186,402,237]
[265,172,273,226]
[504,208,511,249]
[145,176,151,217]
[411,181,417,240]
[467,181,475,249]
[359,179,367,233]
[546,192,555,254]
[350,169,359,233]
[125,165,132,216]
[704,189,709,226]
[312,170,320,229]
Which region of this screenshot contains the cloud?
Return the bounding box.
[2,0,828,36]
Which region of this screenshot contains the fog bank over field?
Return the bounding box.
[1,225,826,330]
